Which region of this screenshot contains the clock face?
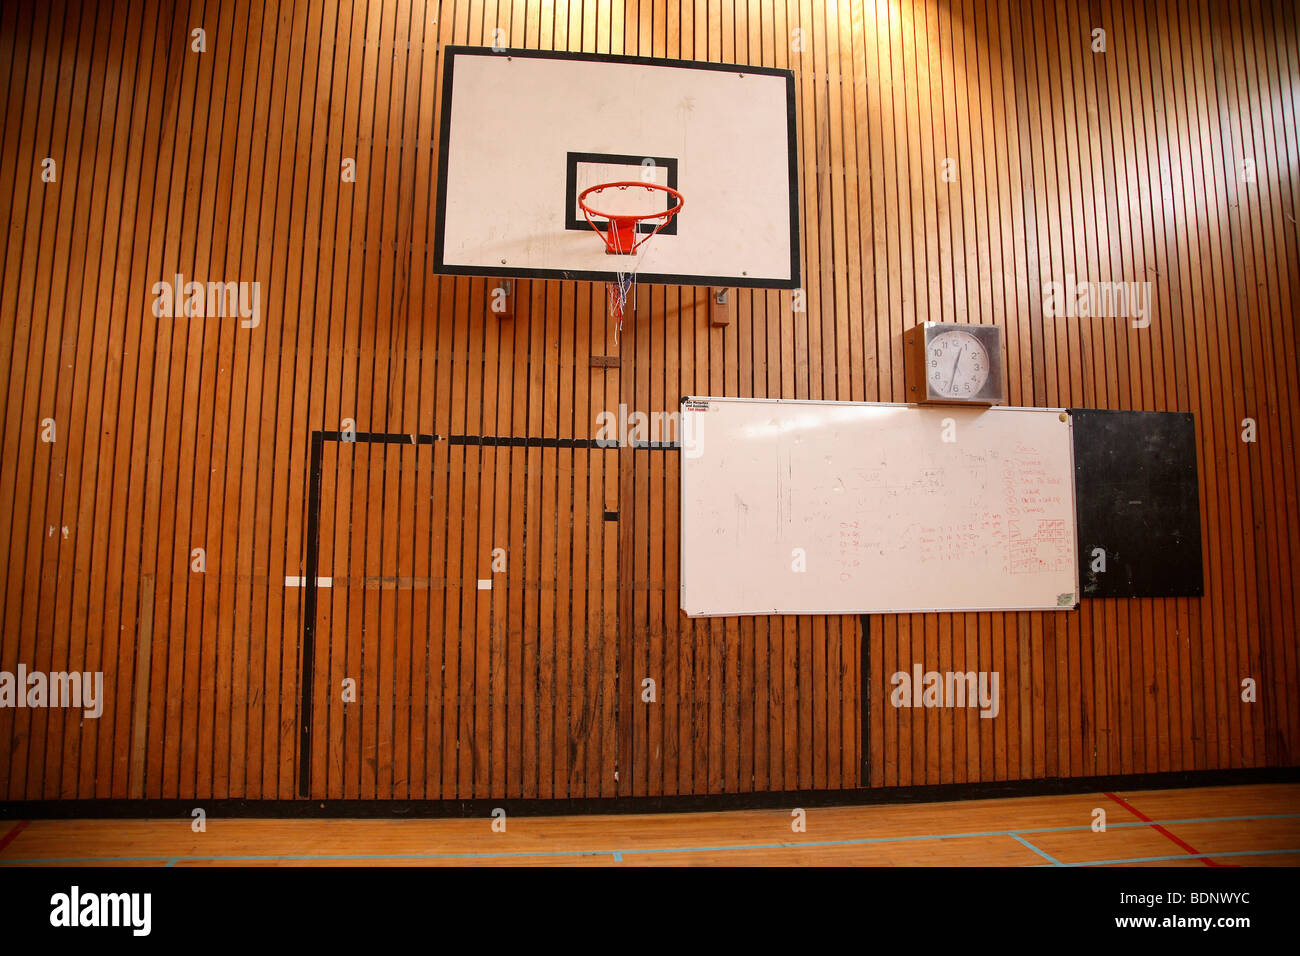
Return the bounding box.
[926,329,991,399]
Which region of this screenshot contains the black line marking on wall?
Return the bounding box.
[295,430,681,797]
[297,432,324,797]
[860,614,871,788]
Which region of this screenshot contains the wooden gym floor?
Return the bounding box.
[0,785,1294,868]
[0,783,1296,867]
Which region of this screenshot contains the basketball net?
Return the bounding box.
[606,217,666,344]
[579,181,684,344]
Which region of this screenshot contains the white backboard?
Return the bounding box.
[434,47,800,288]
[679,398,1079,616]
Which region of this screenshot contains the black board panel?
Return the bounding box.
[1071,409,1204,598]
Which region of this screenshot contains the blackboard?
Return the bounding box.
[1071,409,1203,598]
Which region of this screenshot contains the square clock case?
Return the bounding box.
[904,322,1006,405]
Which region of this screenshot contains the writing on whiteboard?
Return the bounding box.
[1004,442,1072,574]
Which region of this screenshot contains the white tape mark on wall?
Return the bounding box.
[477,579,492,591]
[285,576,332,588]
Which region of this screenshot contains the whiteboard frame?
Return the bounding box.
[678,396,1081,617]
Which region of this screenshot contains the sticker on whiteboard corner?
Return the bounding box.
[1057,593,1074,607]
[683,400,709,412]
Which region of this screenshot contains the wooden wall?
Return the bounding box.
[1,0,1297,803]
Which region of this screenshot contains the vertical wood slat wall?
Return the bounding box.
[0,0,1296,802]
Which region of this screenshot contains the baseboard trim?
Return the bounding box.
[1,766,1297,819]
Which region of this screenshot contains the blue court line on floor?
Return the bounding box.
[1010,833,1061,865]
[1055,848,1300,867]
[1,811,1296,866]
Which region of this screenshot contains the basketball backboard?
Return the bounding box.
[433,47,800,289]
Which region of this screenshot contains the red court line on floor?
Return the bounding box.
[0,821,29,855]
[1104,792,1222,867]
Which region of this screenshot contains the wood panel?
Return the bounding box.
[0,0,1296,802]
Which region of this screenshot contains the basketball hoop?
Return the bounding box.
[578,181,685,255]
[578,181,684,338]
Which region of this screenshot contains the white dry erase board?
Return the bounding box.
[678,398,1079,616]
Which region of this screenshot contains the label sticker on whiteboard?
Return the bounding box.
[683,400,709,412]
[1057,593,1074,607]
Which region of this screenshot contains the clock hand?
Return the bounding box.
[948,346,965,392]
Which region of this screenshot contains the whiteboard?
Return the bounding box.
[679,398,1079,616]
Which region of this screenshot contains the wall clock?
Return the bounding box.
[905,322,1005,405]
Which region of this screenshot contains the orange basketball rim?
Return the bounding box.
[578,181,685,255]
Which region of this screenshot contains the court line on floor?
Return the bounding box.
[1010,833,1061,865]
[1105,792,1219,866]
[0,821,29,854]
[1,811,1295,866]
